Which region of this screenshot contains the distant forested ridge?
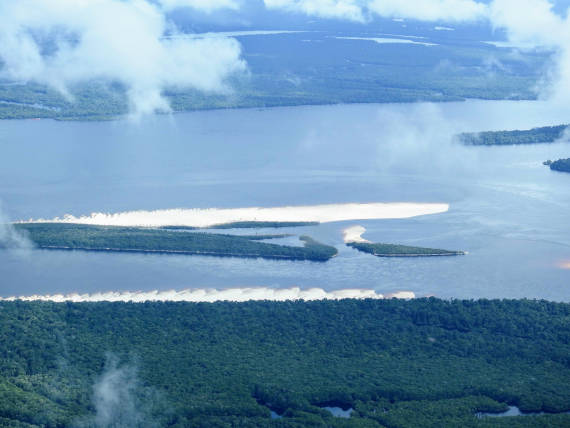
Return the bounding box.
[348,242,464,256]
[0,299,568,427]
[458,124,568,145]
[544,158,570,173]
[0,32,549,120]
[15,223,337,261]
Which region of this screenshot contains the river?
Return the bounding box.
[1,100,569,300]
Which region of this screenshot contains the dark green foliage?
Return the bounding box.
[546,158,570,173]
[458,125,568,145]
[0,299,568,427]
[347,242,464,256]
[14,223,337,261]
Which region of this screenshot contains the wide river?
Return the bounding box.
[1,100,569,300]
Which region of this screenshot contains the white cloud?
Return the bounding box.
[367,0,487,22]
[264,0,488,22]
[489,0,567,47]
[0,0,246,116]
[264,0,366,22]
[489,0,570,102]
[157,0,239,12]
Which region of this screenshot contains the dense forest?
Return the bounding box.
[544,158,570,173]
[0,33,548,121]
[347,242,464,257]
[0,299,568,427]
[14,223,337,261]
[458,125,568,146]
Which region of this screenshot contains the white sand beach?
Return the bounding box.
[23,202,449,228]
[0,287,416,302]
[343,225,371,243]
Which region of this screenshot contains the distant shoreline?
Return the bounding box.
[0,97,540,122]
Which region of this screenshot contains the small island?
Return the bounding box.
[544,158,570,173]
[348,241,465,257]
[458,124,568,145]
[15,223,337,261]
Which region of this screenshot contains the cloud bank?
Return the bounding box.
[0,287,415,302]
[157,0,239,12]
[264,0,366,21]
[0,0,246,116]
[22,202,449,227]
[263,0,488,22]
[367,0,488,22]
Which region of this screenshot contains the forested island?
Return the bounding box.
[0,298,568,427]
[544,158,570,173]
[15,223,337,261]
[458,124,568,146]
[348,242,465,257]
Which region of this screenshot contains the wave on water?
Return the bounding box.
[21,202,449,227]
[0,287,416,302]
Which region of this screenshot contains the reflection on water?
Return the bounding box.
[270,411,282,419]
[0,100,569,300]
[322,407,353,418]
[477,406,570,418]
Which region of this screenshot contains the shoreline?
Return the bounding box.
[369,252,465,257]
[0,97,540,123]
[33,244,332,261]
[0,287,417,302]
